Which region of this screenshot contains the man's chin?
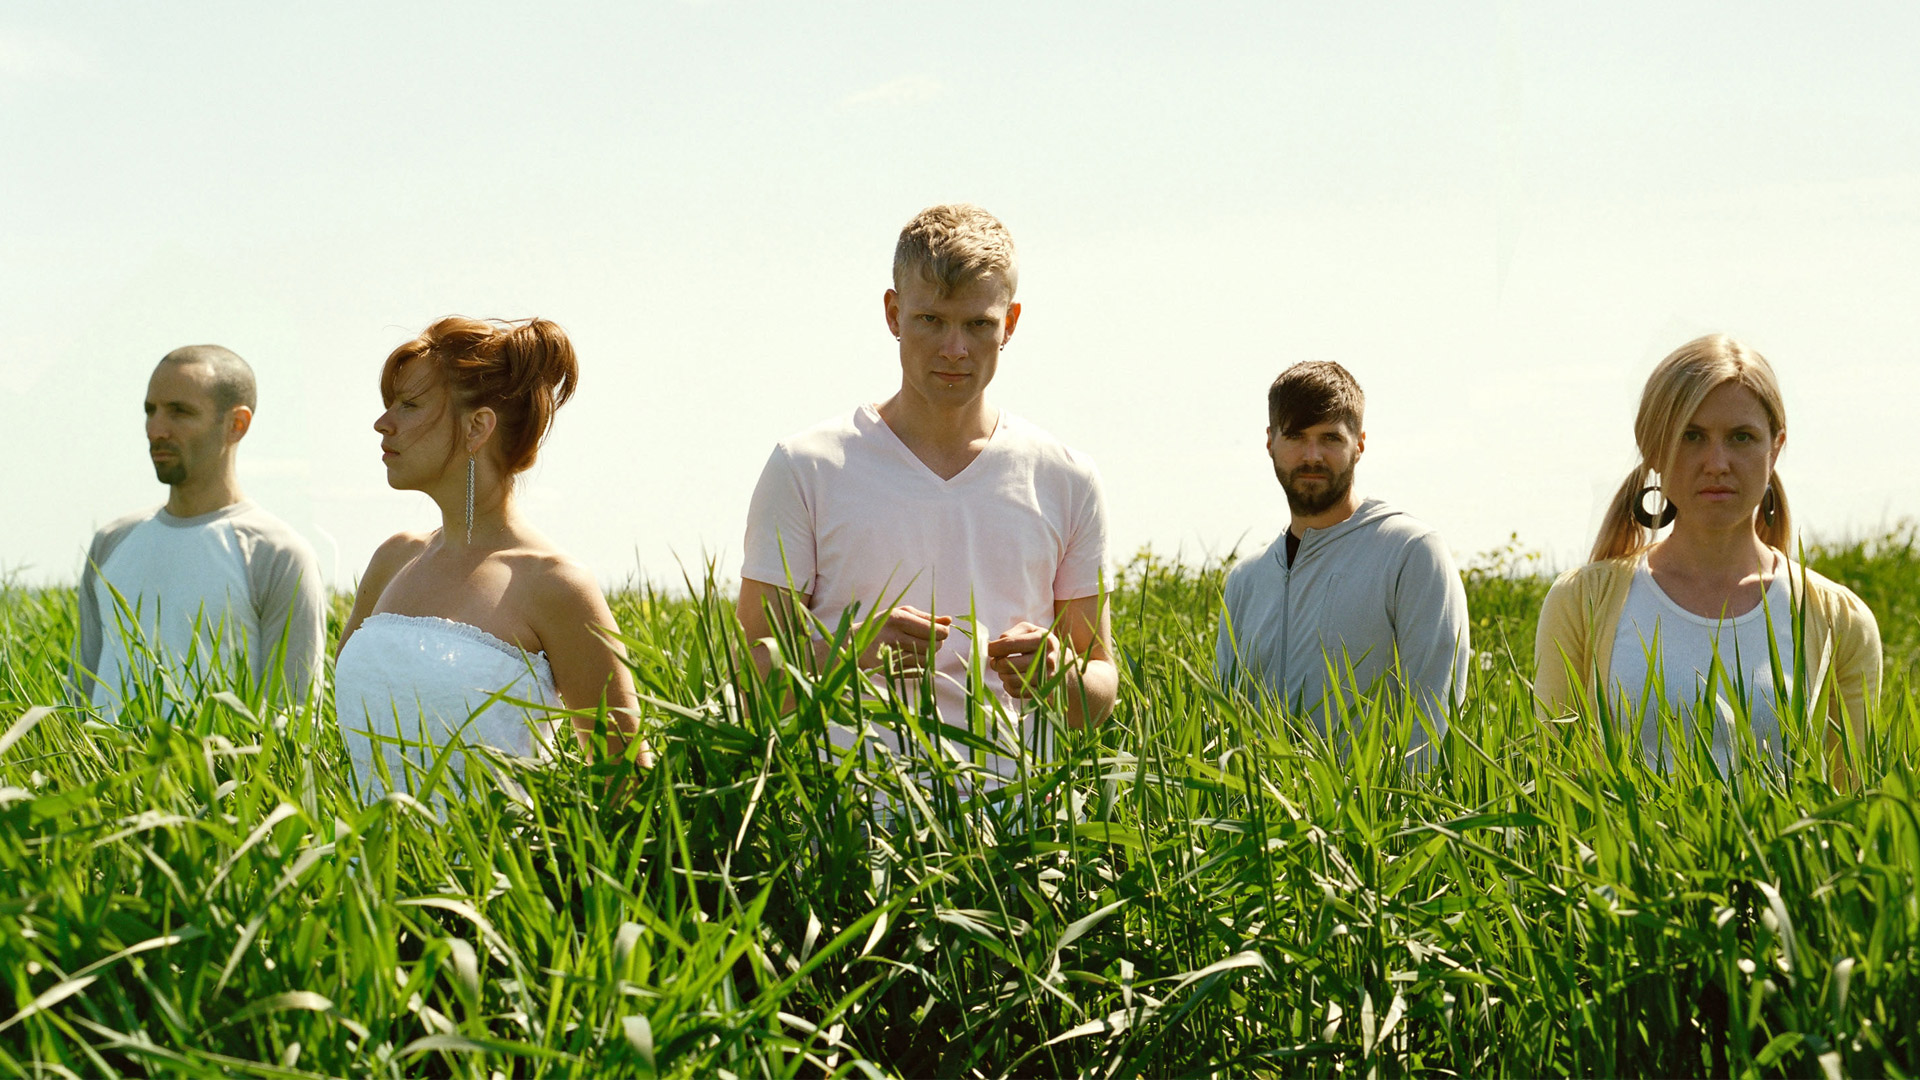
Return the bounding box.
[1282,485,1352,517]
[152,466,186,485]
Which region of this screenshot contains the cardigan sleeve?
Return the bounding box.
[1532,569,1590,719]
[1825,585,1883,742]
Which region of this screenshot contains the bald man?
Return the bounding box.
[73,346,326,717]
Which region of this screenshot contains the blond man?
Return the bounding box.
[739,204,1114,776]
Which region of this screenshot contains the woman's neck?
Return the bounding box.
[1647,521,1774,586]
[430,481,521,552]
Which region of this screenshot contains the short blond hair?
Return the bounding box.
[892,203,1019,299]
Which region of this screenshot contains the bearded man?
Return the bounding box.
[1214,361,1470,749]
[72,345,325,718]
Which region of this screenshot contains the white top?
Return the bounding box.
[334,613,561,801]
[742,404,1107,773]
[1609,552,1796,772]
[77,501,326,718]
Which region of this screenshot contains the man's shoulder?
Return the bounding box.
[90,507,162,551]
[995,412,1102,482]
[226,503,320,564]
[1335,500,1467,574]
[997,412,1093,461]
[1348,499,1445,544]
[770,407,870,464]
[1221,538,1284,595]
[85,507,165,576]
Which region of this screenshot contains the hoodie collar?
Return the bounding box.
[1271,496,1397,566]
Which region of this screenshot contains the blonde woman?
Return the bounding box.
[1534,334,1880,781]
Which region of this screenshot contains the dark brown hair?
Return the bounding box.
[380,316,578,475]
[1267,361,1364,436]
[161,344,256,412]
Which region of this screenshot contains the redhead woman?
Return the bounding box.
[1534,334,1880,782]
[335,316,641,800]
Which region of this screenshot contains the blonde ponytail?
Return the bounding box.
[1758,473,1793,553]
[1590,463,1658,563]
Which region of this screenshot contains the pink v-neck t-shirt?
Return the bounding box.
[743,404,1108,736]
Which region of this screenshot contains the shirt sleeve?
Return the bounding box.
[70,534,108,707]
[741,444,817,595]
[1053,462,1109,601]
[1213,573,1241,690]
[1390,531,1471,738]
[70,516,145,708]
[241,520,328,706]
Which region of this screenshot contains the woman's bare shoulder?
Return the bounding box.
[338,531,439,650]
[529,551,604,604]
[359,530,435,593]
[500,545,608,621]
[371,530,434,570]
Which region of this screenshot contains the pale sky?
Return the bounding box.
[6,2,1919,590]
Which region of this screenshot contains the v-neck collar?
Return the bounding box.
[864,403,1004,486]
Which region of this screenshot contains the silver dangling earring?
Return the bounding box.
[465,455,475,545]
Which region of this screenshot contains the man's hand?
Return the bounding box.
[860,605,952,676]
[986,621,1067,699]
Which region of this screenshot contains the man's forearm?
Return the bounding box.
[1062,658,1118,728]
[745,632,837,676]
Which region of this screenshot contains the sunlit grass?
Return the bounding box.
[2,530,1917,1077]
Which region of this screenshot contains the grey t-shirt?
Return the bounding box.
[72,500,327,714]
[1215,497,1470,746]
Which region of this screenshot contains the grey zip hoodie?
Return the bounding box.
[1214,497,1469,745]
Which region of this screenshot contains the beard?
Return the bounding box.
[1275,460,1355,516]
[150,442,188,486]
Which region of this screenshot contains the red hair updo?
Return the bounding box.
[380,316,579,475]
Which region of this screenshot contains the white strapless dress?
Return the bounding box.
[334,613,562,801]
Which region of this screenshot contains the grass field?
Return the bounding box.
[3,528,1918,1078]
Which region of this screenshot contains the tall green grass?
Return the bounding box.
[2,531,1917,1078]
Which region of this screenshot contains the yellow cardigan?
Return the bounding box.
[1533,554,1882,743]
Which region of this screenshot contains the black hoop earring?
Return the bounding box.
[1760,481,1778,528]
[1631,486,1676,529]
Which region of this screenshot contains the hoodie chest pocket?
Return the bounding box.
[1292,571,1344,621]
[1293,571,1369,660]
